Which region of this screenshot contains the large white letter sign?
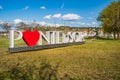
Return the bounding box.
[62,32,85,43]
[38,31,50,45]
[9,30,85,53]
[22,30,40,46]
[55,31,61,44]
[9,30,14,48]
[10,30,23,48]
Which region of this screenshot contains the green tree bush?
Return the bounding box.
[97,1,120,39]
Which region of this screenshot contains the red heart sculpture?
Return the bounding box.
[22,30,40,46]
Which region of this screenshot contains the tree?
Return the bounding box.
[2,23,11,32]
[18,22,26,30]
[97,1,120,39]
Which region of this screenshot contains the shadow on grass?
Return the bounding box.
[85,36,116,40]
[95,36,116,40]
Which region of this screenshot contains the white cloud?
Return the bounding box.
[91,22,98,27]
[62,14,82,21]
[0,20,4,24]
[23,6,29,10]
[40,6,46,10]
[71,22,85,25]
[44,13,82,20]
[55,23,63,27]
[86,23,91,26]
[14,19,23,24]
[52,13,61,19]
[92,22,97,25]
[23,20,63,27]
[37,21,46,26]
[88,17,92,20]
[37,21,63,27]
[0,5,3,10]
[81,22,98,27]
[43,15,52,19]
[47,23,63,27]
[36,21,63,27]
[70,21,99,27]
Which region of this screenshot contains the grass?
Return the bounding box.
[0,38,120,79]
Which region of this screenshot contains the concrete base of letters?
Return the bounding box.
[9,41,85,53]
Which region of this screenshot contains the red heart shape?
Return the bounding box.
[22,30,40,46]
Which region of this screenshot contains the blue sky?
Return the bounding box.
[0,0,113,27]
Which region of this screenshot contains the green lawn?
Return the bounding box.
[0,38,120,80]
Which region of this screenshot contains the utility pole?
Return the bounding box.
[63,20,65,27]
[32,20,36,31]
[54,20,56,31]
